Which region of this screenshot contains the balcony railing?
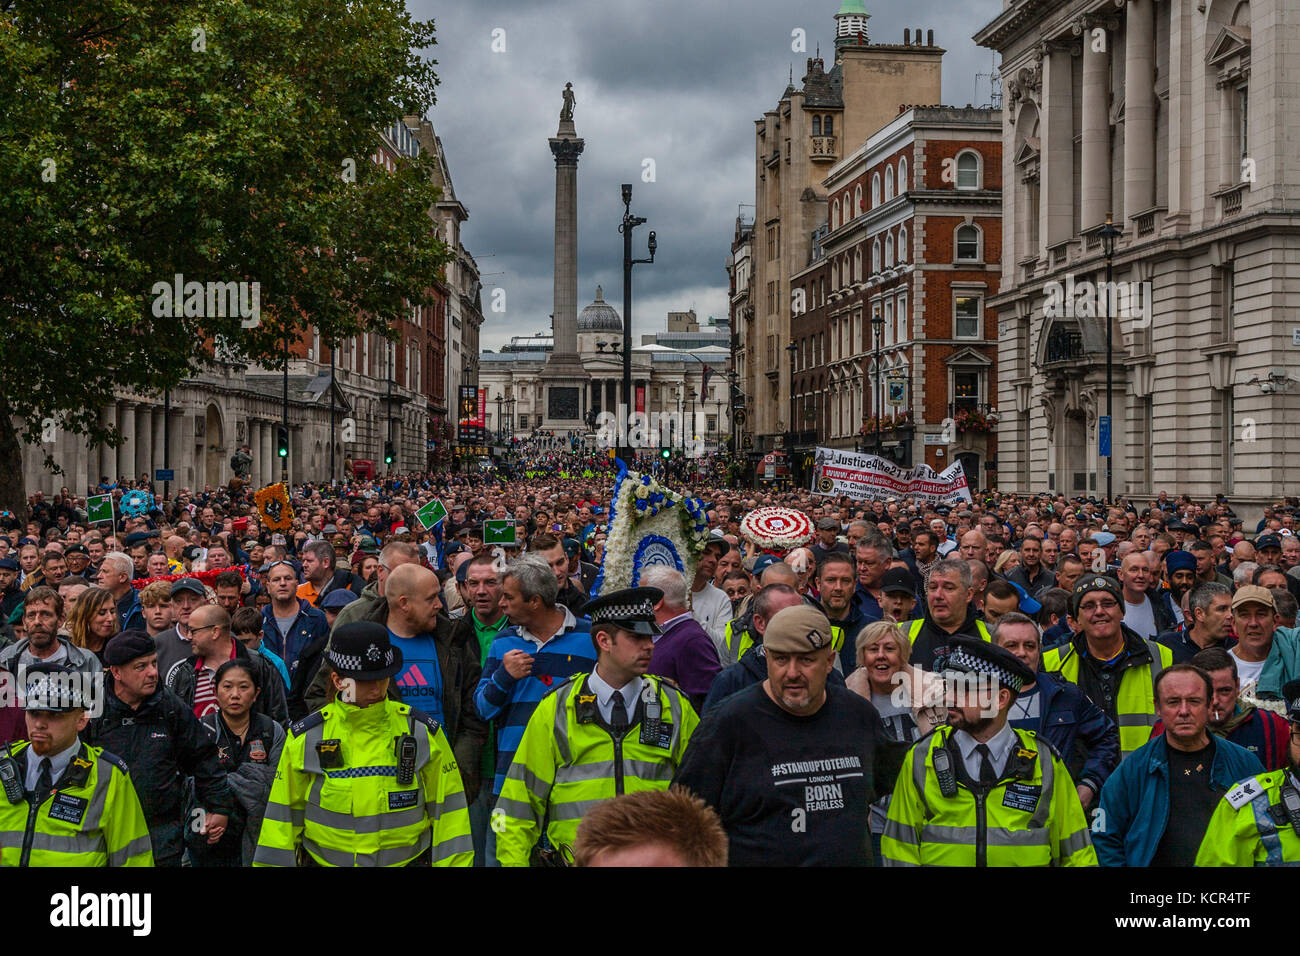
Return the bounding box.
[1043,326,1085,364]
[810,135,838,162]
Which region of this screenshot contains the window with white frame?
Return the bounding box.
[899,157,908,192]
[956,224,980,261]
[872,173,881,207]
[854,249,862,282]
[896,292,907,342]
[831,203,840,230]
[885,165,895,201]
[883,298,894,347]
[843,195,851,225]
[898,226,908,263]
[872,239,881,273]
[954,295,982,339]
[957,151,980,190]
[885,233,894,268]
[854,184,862,217]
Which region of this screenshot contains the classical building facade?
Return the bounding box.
[747,0,945,456]
[976,0,1300,500]
[810,105,1003,485]
[479,291,732,453]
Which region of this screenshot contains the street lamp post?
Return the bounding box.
[495,393,504,445]
[785,341,798,483]
[1099,213,1122,504]
[620,183,656,463]
[871,311,885,457]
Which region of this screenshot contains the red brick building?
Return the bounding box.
[816,105,1003,487]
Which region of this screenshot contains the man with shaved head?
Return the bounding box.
[378,562,487,800]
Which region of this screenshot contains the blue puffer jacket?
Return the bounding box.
[1093,734,1264,867]
[1010,671,1120,797]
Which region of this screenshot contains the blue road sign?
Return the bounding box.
[155,469,175,482]
[1098,416,1111,457]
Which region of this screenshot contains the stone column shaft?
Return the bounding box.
[1081,33,1111,228]
[1124,0,1156,217]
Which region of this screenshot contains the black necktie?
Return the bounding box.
[33,758,53,805]
[975,744,997,788]
[610,692,628,732]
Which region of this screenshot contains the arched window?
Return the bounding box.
[885,233,894,268]
[956,224,980,261]
[898,226,908,263]
[884,165,895,201]
[854,184,863,217]
[812,115,822,136]
[831,203,840,230]
[854,249,862,282]
[843,193,852,223]
[831,260,838,290]
[898,157,908,192]
[872,173,881,207]
[824,115,834,136]
[957,151,980,189]
[872,239,881,273]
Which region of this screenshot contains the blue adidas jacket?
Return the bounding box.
[475,610,595,795]
[1094,734,1263,867]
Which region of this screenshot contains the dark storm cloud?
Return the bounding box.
[409,0,1002,349]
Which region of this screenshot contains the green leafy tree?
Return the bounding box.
[0,0,450,520]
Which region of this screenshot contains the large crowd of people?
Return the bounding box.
[3,460,1300,868]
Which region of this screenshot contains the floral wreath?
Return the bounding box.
[131,567,250,590]
[589,460,708,598]
[254,482,295,532]
[739,507,814,554]
[120,490,155,518]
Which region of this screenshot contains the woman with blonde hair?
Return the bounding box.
[993,549,1021,578]
[64,585,121,663]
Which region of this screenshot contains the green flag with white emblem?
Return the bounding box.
[483,520,516,546]
[414,498,448,530]
[86,494,114,524]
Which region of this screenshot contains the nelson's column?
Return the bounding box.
[539,81,591,429]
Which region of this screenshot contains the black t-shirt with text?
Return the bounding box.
[673,683,906,866]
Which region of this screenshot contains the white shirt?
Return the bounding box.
[587,667,644,726]
[953,723,1018,782]
[1123,596,1158,640]
[1229,649,1266,688]
[690,582,732,649]
[24,738,79,793]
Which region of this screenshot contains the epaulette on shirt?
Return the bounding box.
[403,705,441,736]
[545,674,584,699]
[1013,727,1063,762]
[290,710,327,737]
[97,749,131,775]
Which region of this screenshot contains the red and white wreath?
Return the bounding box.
[740,507,814,554]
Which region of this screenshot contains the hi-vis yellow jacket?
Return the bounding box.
[1196,769,1300,866]
[882,725,1097,867]
[254,698,472,867]
[494,673,698,866]
[0,740,152,867]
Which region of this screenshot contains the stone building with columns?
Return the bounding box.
[479,291,732,452]
[976,0,1300,501]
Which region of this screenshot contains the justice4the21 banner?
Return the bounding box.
[810,447,973,505]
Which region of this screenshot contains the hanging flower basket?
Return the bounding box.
[954,408,995,434]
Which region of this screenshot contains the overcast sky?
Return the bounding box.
[410,0,1004,351]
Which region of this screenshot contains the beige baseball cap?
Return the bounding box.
[1231,585,1276,612]
[763,605,834,655]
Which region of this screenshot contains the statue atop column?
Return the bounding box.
[560,82,576,122]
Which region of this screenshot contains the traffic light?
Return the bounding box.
[276,426,289,459]
[384,441,394,465]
